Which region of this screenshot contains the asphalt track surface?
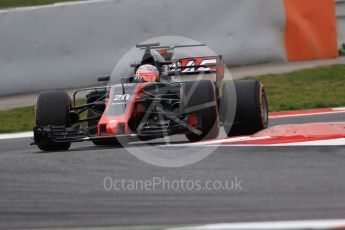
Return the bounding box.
[1,113,345,229]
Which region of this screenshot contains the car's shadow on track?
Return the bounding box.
[31,139,191,154]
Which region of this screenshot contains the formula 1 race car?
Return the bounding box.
[33,43,268,151]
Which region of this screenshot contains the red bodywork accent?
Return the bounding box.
[97,84,145,136]
[188,115,198,127]
[132,103,144,118]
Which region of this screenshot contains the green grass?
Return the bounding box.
[0,99,85,133]
[0,0,86,9]
[1,64,345,133]
[246,64,345,112]
[0,106,35,133]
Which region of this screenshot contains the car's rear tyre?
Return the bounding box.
[181,80,219,142]
[35,91,72,151]
[221,80,268,137]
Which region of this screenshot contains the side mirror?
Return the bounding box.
[97,76,110,82]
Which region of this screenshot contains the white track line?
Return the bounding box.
[0,132,33,140]
[164,137,345,147]
[165,136,272,147]
[269,108,345,119]
[269,110,345,119]
[174,136,253,145]
[168,219,345,230]
[209,138,345,147]
[333,107,345,111]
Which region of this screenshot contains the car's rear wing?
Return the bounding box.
[135,43,225,85]
[168,55,225,86]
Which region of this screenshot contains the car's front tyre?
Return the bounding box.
[35,91,72,151]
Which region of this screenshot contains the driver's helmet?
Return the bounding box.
[134,64,159,82]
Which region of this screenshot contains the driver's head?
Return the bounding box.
[135,64,159,82]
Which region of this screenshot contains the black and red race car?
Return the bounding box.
[33,43,268,151]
